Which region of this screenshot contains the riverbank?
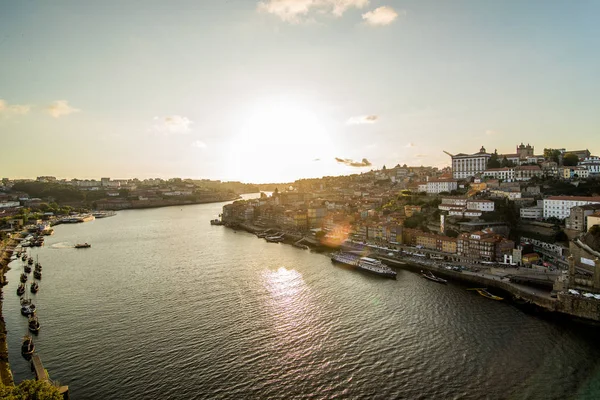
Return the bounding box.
[95,194,241,211]
[0,236,19,387]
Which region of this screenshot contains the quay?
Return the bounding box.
[31,354,69,398]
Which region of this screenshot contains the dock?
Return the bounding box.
[31,354,70,398]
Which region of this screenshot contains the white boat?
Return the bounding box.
[331,252,396,279]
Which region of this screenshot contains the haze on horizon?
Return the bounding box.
[1,1,598,184]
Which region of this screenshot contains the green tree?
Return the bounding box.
[501,157,514,167]
[544,148,561,164]
[0,380,63,399]
[487,150,501,168]
[563,153,579,166]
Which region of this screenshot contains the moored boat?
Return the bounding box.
[471,288,504,301]
[331,252,397,279]
[17,283,25,296]
[30,282,39,293]
[27,257,34,265]
[210,219,224,225]
[421,270,447,284]
[21,303,36,316]
[75,243,91,248]
[21,335,35,356]
[21,253,27,261]
[20,273,28,283]
[24,264,32,273]
[28,315,41,334]
[33,270,42,280]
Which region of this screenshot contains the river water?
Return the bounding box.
[4,195,600,399]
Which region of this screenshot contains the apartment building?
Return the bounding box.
[543,196,600,219]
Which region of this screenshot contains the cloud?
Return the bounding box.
[0,99,31,116]
[347,115,378,124]
[192,140,207,149]
[485,129,497,136]
[258,0,369,23]
[335,157,372,167]
[362,6,402,26]
[153,115,193,134]
[405,142,415,148]
[46,100,80,118]
[414,154,427,158]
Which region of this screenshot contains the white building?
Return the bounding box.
[559,166,590,179]
[447,146,491,180]
[466,199,495,212]
[520,201,544,219]
[426,179,458,194]
[483,167,514,181]
[579,156,600,175]
[543,196,600,219]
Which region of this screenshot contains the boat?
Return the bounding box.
[265,235,285,243]
[21,335,35,356]
[28,315,40,334]
[33,270,42,280]
[27,257,34,265]
[210,219,224,225]
[331,252,397,279]
[34,264,42,272]
[21,253,27,261]
[24,264,32,273]
[421,270,447,284]
[30,282,39,294]
[21,303,36,316]
[17,283,25,296]
[20,273,28,283]
[75,243,91,248]
[471,288,504,301]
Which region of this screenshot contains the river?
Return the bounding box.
[4,195,600,399]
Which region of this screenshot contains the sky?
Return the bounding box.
[0,0,599,183]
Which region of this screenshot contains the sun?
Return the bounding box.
[227,101,334,182]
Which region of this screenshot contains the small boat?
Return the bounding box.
[210,219,224,225]
[24,264,32,273]
[21,335,35,356]
[421,270,447,284]
[470,288,504,301]
[20,273,28,283]
[33,270,42,280]
[27,257,34,265]
[21,254,27,261]
[21,303,36,316]
[75,243,91,248]
[30,282,39,294]
[17,283,25,296]
[28,315,40,334]
[35,264,42,272]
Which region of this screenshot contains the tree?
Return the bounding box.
[501,157,514,167]
[487,150,501,168]
[0,380,63,399]
[544,148,561,164]
[563,153,579,166]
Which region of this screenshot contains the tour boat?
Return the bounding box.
[21,335,35,355]
[331,252,397,279]
[421,270,447,284]
[21,303,36,316]
[75,243,91,248]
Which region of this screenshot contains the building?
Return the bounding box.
[587,212,600,232]
[520,201,543,219]
[404,205,421,218]
[565,204,600,231]
[447,146,491,180]
[403,229,457,253]
[466,199,495,212]
[483,167,514,181]
[514,165,543,181]
[426,179,458,194]
[457,230,515,262]
[559,166,589,180]
[579,156,600,175]
[543,196,600,220]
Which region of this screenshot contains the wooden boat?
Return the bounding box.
[33,270,42,280]
[24,264,32,273]
[75,243,91,248]
[21,303,36,316]
[17,283,25,296]
[20,273,28,283]
[21,335,35,355]
[27,257,34,265]
[30,282,39,294]
[28,315,40,334]
[469,288,504,301]
[421,270,447,284]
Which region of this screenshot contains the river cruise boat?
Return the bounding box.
[331,252,396,279]
[421,270,447,284]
